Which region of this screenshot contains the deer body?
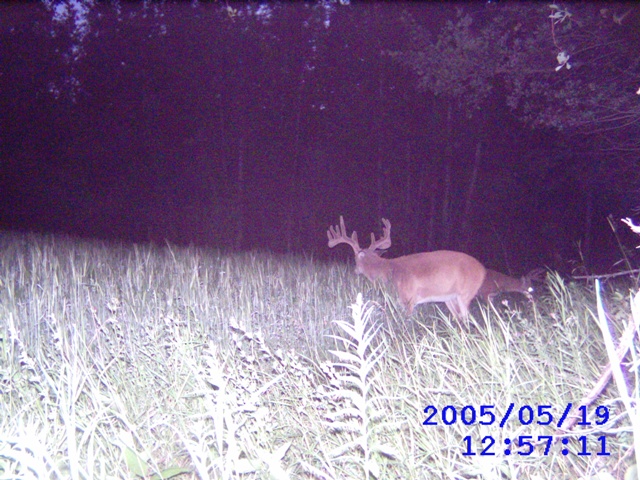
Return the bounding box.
[328,217,486,318]
[476,268,545,303]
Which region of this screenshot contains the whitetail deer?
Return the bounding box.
[476,268,546,304]
[327,216,486,318]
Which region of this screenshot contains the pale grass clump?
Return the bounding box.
[304,294,399,479]
[0,231,636,479]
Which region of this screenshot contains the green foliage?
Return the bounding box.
[393,3,640,135]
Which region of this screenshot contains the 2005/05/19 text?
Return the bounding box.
[423,403,611,457]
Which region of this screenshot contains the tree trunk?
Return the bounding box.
[235,137,245,250]
[461,140,482,250]
[376,76,385,222]
[441,103,453,246]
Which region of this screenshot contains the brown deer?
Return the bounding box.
[327,216,486,318]
[476,268,546,304]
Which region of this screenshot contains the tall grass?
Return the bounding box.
[0,231,636,479]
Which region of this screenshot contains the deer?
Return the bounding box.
[327,216,487,319]
[476,268,546,304]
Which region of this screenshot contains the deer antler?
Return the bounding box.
[327,216,360,253]
[369,218,392,250]
[328,217,392,253]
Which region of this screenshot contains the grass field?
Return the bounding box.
[0,231,637,479]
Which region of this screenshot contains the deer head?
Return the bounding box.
[327,216,486,318]
[477,267,546,303]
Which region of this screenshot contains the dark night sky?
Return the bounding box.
[1,2,638,275]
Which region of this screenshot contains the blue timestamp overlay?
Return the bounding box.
[423,403,611,456]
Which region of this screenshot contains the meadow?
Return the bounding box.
[0,231,637,479]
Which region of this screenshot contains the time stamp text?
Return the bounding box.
[423,403,611,456]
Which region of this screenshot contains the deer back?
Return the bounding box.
[385,250,486,316]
